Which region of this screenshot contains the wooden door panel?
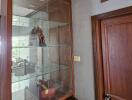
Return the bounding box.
[101,14,132,100]
[110,95,126,100]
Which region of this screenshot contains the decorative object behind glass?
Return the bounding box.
[12,0,73,100]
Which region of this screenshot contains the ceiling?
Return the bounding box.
[13,0,70,16]
[13,0,48,16]
[14,0,47,10]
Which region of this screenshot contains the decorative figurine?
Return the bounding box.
[29,26,46,47]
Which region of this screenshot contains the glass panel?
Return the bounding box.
[12,0,72,100]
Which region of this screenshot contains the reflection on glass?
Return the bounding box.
[12,0,72,100]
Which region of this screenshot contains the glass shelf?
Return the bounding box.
[12,64,71,83]
[13,15,69,28]
[22,86,73,100]
[12,0,73,99]
[12,44,71,48]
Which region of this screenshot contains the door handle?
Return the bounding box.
[105,94,111,100]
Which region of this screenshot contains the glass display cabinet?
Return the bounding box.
[11,0,74,100]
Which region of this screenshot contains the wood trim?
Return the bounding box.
[92,16,104,100]
[101,0,108,3]
[0,0,12,100]
[69,0,75,96]
[91,6,132,100]
[93,6,132,19]
[59,92,73,100]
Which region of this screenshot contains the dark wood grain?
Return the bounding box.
[69,0,75,95]
[48,0,74,96]
[0,0,12,100]
[48,0,70,22]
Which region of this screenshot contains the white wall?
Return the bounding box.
[92,0,132,15]
[72,0,95,100]
[72,0,132,100]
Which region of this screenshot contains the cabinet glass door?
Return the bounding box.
[12,0,73,100]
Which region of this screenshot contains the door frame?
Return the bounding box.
[91,6,132,100]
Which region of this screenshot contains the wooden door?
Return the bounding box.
[101,14,132,100]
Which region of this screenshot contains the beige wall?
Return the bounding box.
[72,0,132,100]
[91,0,132,15]
[72,0,95,100]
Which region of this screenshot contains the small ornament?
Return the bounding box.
[38,80,56,100]
[29,26,46,47]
